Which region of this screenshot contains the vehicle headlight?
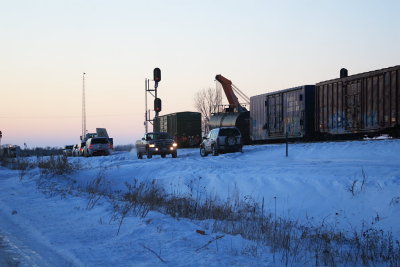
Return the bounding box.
[172,143,178,147]
[149,144,155,148]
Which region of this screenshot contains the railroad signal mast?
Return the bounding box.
[144,68,162,133]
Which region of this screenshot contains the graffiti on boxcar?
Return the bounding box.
[284,117,303,137]
[327,112,347,134]
[365,112,379,129]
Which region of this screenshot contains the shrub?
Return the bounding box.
[37,155,80,176]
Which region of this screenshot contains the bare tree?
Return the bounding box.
[194,87,222,134]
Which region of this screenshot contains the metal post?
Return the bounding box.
[285,132,288,157]
[155,96,158,115]
[147,79,150,124]
[145,79,148,133]
[153,79,159,132]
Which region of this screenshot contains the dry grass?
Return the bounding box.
[104,179,400,266]
[77,175,398,266]
[37,155,79,176]
[2,156,398,266]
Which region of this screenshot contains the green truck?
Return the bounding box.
[154,112,201,148]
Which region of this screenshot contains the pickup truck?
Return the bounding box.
[135,132,178,159]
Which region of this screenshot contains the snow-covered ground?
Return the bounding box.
[1,139,399,266]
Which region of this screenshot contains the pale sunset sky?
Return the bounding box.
[1,0,399,147]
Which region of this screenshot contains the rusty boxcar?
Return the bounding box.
[250,85,316,142]
[315,65,400,138]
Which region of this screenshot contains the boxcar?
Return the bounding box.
[250,85,316,142]
[156,111,202,147]
[315,65,400,138]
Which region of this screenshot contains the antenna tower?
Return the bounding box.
[82,73,87,141]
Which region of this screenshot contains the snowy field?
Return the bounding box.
[0,139,399,266]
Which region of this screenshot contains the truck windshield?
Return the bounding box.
[147,133,171,140]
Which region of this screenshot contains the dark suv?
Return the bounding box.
[135,132,178,159]
[200,127,243,156]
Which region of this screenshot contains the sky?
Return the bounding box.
[1,0,399,147]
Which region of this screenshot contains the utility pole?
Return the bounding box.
[82,72,87,141]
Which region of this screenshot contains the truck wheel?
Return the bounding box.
[137,152,143,159]
[172,151,177,158]
[200,146,208,157]
[212,145,219,156]
[145,148,153,159]
[161,154,166,158]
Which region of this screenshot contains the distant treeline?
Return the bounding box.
[113,144,134,152]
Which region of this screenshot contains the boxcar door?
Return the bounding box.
[266,94,284,137]
[344,81,361,131]
[284,90,303,138]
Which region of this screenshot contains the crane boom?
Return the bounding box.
[215,74,248,112]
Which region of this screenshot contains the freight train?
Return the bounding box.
[212,65,400,143]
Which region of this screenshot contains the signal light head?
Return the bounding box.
[153,68,161,82]
[154,98,162,112]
